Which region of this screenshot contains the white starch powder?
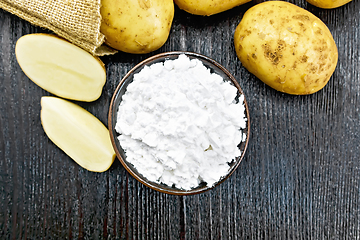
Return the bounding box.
[115,54,247,190]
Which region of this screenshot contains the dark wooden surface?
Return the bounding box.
[1,0,360,239]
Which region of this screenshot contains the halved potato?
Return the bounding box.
[16,34,106,102]
[41,96,115,172]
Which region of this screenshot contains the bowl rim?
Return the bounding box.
[108,51,250,195]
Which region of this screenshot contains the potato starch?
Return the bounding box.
[115,54,247,190]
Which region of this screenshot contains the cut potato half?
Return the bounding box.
[16,34,106,102]
[41,96,116,172]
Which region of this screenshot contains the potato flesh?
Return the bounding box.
[234,1,338,95]
[16,34,106,102]
[174,0,251,16]
[41,96,115,172]
[100,0,174,54]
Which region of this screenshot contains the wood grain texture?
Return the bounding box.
[1,0,360,239]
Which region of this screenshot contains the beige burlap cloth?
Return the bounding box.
[0,0,116,56]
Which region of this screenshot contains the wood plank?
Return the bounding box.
[1,0,360,238]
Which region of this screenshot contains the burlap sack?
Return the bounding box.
[0,0,117,56]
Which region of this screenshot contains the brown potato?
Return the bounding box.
[174,0,251,16]
[234,1,338,95]
[100,0,174,54]
[307,0,352,9]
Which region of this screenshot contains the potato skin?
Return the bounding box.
[174,0,251,16]
[100,0,174,54]
[306,0,352,9]
[234,1,338,95]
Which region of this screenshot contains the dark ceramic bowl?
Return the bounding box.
[108,51,250,195]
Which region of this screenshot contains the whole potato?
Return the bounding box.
[174,0,251,16]
[100,0,174,54]
[234,1,338,95]
[306,0,352,9]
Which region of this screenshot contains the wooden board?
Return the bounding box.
[1,0,360,238]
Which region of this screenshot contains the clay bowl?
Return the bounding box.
[108,51,250,195]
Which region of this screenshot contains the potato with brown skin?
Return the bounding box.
[100,0,174,54]
[234,1,338,95]
[306,0,352,9]
[174,0,251,16]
